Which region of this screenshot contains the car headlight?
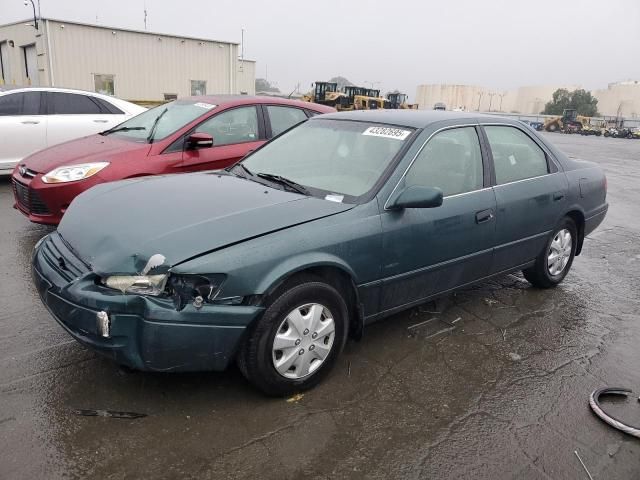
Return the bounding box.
[42,162,109,184]
[103,274,168,296]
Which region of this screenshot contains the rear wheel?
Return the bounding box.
[237,280,348,396]
[522,217,577,288]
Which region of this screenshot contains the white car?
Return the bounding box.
[0,87,146,175]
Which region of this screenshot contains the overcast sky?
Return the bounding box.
[2,0,639,98]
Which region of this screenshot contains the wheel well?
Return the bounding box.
[263,266,363,340]
[566,210,585,255]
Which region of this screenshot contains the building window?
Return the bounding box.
[94,74,115,95]
[191,80,206,96]
[163,93,178,101]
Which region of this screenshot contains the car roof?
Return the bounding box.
[0,86,111,96]
[0,86,142,106]
[315,109,516,128]
[184,95,335,113]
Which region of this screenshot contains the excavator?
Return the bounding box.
[544,109,590,133]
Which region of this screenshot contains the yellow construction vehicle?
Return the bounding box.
[304,82,399,111]
[544,109,590,133]
[301,82,347,108]
[386,92,418,109]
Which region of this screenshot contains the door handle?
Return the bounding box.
[93,119,109,123]
[21,120,40,124]
[553,192,565,201]
[475,208,494,224]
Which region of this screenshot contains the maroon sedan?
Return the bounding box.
[12,96,334,225]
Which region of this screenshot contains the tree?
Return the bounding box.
[255,78,280,93]
[328,76,353,90]
[543,88,599,116]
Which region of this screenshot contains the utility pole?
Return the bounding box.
[498,92,505,112]
[239,28,244,72]
[476,91,484,111]
[143,0,148,30]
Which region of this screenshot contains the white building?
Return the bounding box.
[415,81,640,117]
[593,80,640,118]
[0,18,256,102]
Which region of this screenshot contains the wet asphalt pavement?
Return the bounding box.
[1,133,639,479]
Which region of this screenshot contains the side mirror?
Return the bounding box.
[387,186,443,210]
[186,132,214,149]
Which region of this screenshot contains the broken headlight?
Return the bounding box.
[167,274,226,311]
[103,274,168,296]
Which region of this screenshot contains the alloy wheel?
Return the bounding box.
[547,228,572,276]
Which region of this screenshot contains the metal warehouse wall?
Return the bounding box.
[237,59,256,95]
[0,22,51,86]
[45,20,240,101]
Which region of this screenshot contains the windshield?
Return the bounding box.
[240,120,413,201]
[104,100,216,142]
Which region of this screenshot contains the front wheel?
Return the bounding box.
[237,280,348,396]
[522,217,577,288]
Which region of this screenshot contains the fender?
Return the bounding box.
[255,252,359,295]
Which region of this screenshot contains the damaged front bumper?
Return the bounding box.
[32,233,263,372]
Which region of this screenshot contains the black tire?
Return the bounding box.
[522,217,578,288]
[237,280,349,396]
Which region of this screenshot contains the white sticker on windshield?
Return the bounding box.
[325,194,344,203]
[363,126,411,140]
[194,102,216,109]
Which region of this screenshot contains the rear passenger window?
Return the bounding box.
[267,106,308,137]
[485,126,548,184]
[48,92,103,114]
[93,97,124,114]
[404,127,484,196]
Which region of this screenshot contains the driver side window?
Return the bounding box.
[196,106,258,146]
[404,127,484,197]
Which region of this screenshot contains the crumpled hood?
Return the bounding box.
[58,172,354,274]
[22,134,150,173]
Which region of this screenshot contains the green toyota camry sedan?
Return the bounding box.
[33,110,608,395]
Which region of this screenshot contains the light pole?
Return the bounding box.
[498,92,505,112]
[476,91,484,111]
[23,0,39,30]
[488,92,497,111]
